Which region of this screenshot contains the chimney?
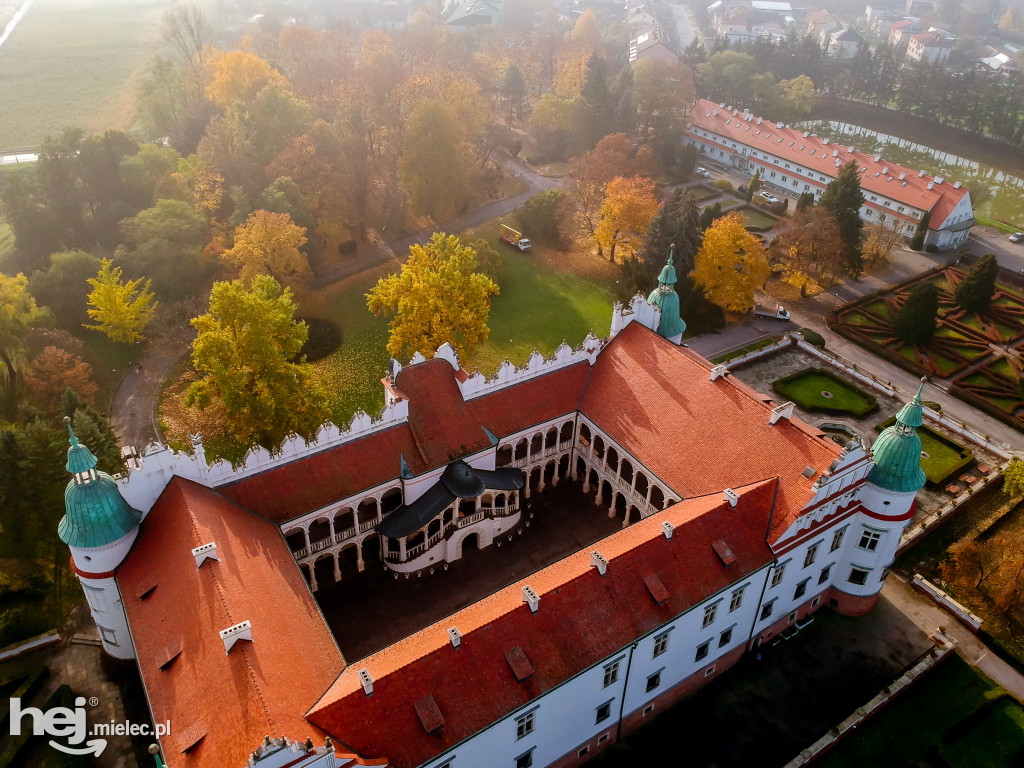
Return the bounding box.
[447,627,461,649]
[662,521,674,540]
[934,176,944,184]
[919,169,925,177]
[882,166,888,174]
[833,149,839,157]
[522,585,540,613]
[192,542,219,569]
[710,364,728,381]
[770,401,795,425]
[756,117,762,124]
[219,620,252,654]
[953,181,961,189]
[357,668,374,696]
[927,182,934,190]
[723,488,740,508]
[899,172,906,180]
[591,550,609,576]
[823,138,829,145]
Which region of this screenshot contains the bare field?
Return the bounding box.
[0,0,206,149]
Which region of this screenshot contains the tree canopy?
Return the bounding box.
[595,176,659,263]
[366,233,499,360]
[954,254,1000,314]
[692,213,770,313]
[819,161,866,276]
[399,101,472,219]
[894,281,939,345]
[222,210,311,289]
[84,259,157,344]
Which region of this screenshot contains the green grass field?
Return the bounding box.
[818,655,1024,768]
[311,246,615,426]
[0,0,219,149]
[773,368,879,417]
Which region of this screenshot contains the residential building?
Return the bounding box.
[686,98,974,249]
[60,256,927,767]
[629,29,678,64]
[332,3,409,30]
[888,18,916,46]
[828,26,865,58]
[445,0,503,27]
[907,32,951,63]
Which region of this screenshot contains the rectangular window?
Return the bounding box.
[646,671,661,692]
[595,702,612,724]
[858,530,882,551]
[516,750,534,768]
[804,542,820,568]
[603,661,620,688]
[830,527,846,552]
[781,175,788,182]
[515,712,535,740]
[98,626,118,646]
[794,579,809,600]
[653,631,670,658]
[719,627,733,647]
[785,163,790,169]
[760,601,775,621]
[770,171,777,178]
[771,563,786,587]
[788,611,797,623]
[729,587,745,612]
[818,564,832,585]
[578,747,590,758]
[812,596,820,607]
[695,640,711,661]
[643,705,654,716]
[598,734,609,745]
[849,567,870,586]
[705,666,716,677]
[702,603,718,628]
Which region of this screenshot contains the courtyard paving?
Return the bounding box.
[594,596,935,768]
[728,346,1004,521]
[316,482,623,661]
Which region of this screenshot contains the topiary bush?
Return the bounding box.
[799,328,826,348]
[713,179,733,192]
[297,317,342,362]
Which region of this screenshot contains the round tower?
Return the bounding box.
[59,418,142,659]
[832,380,927,615]
[646,247,686,345]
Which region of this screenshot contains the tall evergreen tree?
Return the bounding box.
[954,253,1000,314]
[819,161,866,276]
[894,282,939,345]
[796,191,815,211]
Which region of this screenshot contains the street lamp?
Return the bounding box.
[832,293,840,311]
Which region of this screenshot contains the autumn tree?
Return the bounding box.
[777,75,817,121]
[205,50,287,108]
[518,189,565,245]
[595,176,659,263]
[24,347,98,414]
[560,133,644,247]
[186,276,330,454]
[85,259,157,344]
[769,207,844,292]
[222,210,311,289]
[631,59,694,141]
[399,101,472,219]
[862,214,905,268]
[28,250,100,331]
[819,161,866,276]
[1,274,51,416]
[955,253,1000,314]
[692,213,770,314]
[894,282,939,345]
[366,233,499,360]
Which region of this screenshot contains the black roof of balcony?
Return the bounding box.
[377,460,524,539]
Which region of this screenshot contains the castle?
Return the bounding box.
[58,258,925,768]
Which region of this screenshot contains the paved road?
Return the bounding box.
[312,155,559,288]
[884,572,1024,703]
[667,3,699,49]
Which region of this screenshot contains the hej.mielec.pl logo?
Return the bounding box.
[9,695,170,756]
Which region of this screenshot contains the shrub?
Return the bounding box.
[894,281,939,345]
[955,253,999,313]
[713,179,733,192]
[297,317,342,362]
[517,189,565,244]
[799,328,826,348]
[910,231,924,250]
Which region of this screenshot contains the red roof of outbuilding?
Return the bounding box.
[687,98,970,227]
[464,362,590,438]
[580,323,840,542]
[307,479,777,768]
[117,478,347,766]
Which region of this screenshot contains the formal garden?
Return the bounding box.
[773,367,879,418]
[831,256,1024,431]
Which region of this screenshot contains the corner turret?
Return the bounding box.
[867,379,927,494]
[646,246,686,344]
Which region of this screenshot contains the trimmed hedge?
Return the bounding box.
[799,328,826,348]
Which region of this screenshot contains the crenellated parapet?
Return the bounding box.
[459,336,601,401]
[610,294,661,340]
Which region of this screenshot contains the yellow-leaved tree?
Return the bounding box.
[692,213,770,313]
[594,176,659,263]
[85,259,157,344]
[367,233,499,360]
[205,50,287,108]
[222,210,311,289]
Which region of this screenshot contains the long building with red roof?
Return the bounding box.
[57,271,928,768]
[686,98,974,250]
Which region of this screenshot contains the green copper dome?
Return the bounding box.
[868,380,927,494]
[58,420,141,550]
[647,248,686,340]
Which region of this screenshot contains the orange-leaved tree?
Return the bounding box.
[222,210,311,289]
[205,50,288,108]
[594,176,659,263]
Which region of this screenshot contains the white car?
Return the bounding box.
[760,192,779,204]
[695,167,711,178]
[1010,232,1024,243]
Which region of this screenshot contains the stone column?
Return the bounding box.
[332,552,341,582]
[356,541,365,572]
[399,537,407,560]
[328,516,336,542]
[303,528,312,552]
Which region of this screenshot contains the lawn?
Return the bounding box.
[773,368,879,417]
[874,418,974,485]
[0,0,221,148]
[736,205,778,231]
[310,244,614,426]
[817,655,1024,768]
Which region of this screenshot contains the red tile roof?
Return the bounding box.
[580,323,840,542]
[464,362,590,438]
[306,480,777,768]
[117,478,347,767]
[687,98,970,227]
